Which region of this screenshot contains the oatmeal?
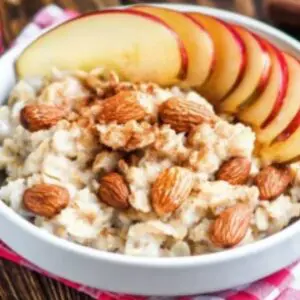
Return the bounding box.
[0,68,298,257]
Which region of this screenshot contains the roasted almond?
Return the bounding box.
[99,172,130,209]
[159,97,216,132]
[23,184,70,218]
[210,203,251,248]
[20,104,67,132]
[151,166,194,216]
[98,91,146,124]
[216,157,251,185]
[254,165,292,200]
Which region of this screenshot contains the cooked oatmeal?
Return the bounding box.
[0,68,299,257]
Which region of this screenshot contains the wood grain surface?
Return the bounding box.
[0,0,278,299]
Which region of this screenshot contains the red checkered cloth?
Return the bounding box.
[1,5,300,300]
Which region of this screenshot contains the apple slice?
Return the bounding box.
[219,26,271,113]
[255,53,300,145]
[187,13,246,104]
[16,10,188,86]
[131,6,214,87]
[238,43,288,128]
[260,108,300,163]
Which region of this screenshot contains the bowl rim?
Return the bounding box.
[1,3,300,268]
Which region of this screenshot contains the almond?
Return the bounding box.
[159,97,216,132]
[23,184,70,218]
[99,172,130,209]
[254,165,292,200]
[210,203,251,248]
[20,104,66,132]
[216,157,251,185]
[151,167,194,216]
[98,91,146,124]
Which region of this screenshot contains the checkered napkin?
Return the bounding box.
[1,4,300,300]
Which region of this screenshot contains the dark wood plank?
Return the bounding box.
[0,260,92,300]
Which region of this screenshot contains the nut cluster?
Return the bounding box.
[208,163,293,248]
[20,91,217,215]
[20,88,293,251]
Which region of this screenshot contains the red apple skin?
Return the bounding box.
[276,108,300,142]
[219,25,272,112]
[76,10,189,80]
[237,40,289,129]
[250,33,272,99]
[275,55,300,141]
[187,13,247,103]
[216,19,247,100]
[130,6,215,86]
[213,18,247,96]
[238,35,272,108]
[183,12,216,80]
[261,45,289,128]
[16,9,189,81]
[256,53,300,145]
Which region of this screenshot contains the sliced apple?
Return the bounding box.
[255,53,300,145]
[260,108,300,163]
[187,13,246,104]
[219,26,271,113]
[238,43,288,129]
[130,6,214,87]
[16,10,188,86]
[260,57,300,163]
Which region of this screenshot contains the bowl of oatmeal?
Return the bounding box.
[1,3,300,296]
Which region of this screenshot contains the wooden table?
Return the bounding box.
[0,0,278,299]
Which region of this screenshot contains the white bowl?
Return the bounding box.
[1,4,300,296]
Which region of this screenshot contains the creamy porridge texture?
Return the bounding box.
[0,68,299,257]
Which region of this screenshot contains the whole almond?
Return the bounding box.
[23,184,70,218]
[254,166,292,200]
[20,104,66,132]
[98,91,146,124]
[99,172,130,209]
[151,167,194,216]
[210,203,251,248]
[216,157,251,185]
[159,97,216,132]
